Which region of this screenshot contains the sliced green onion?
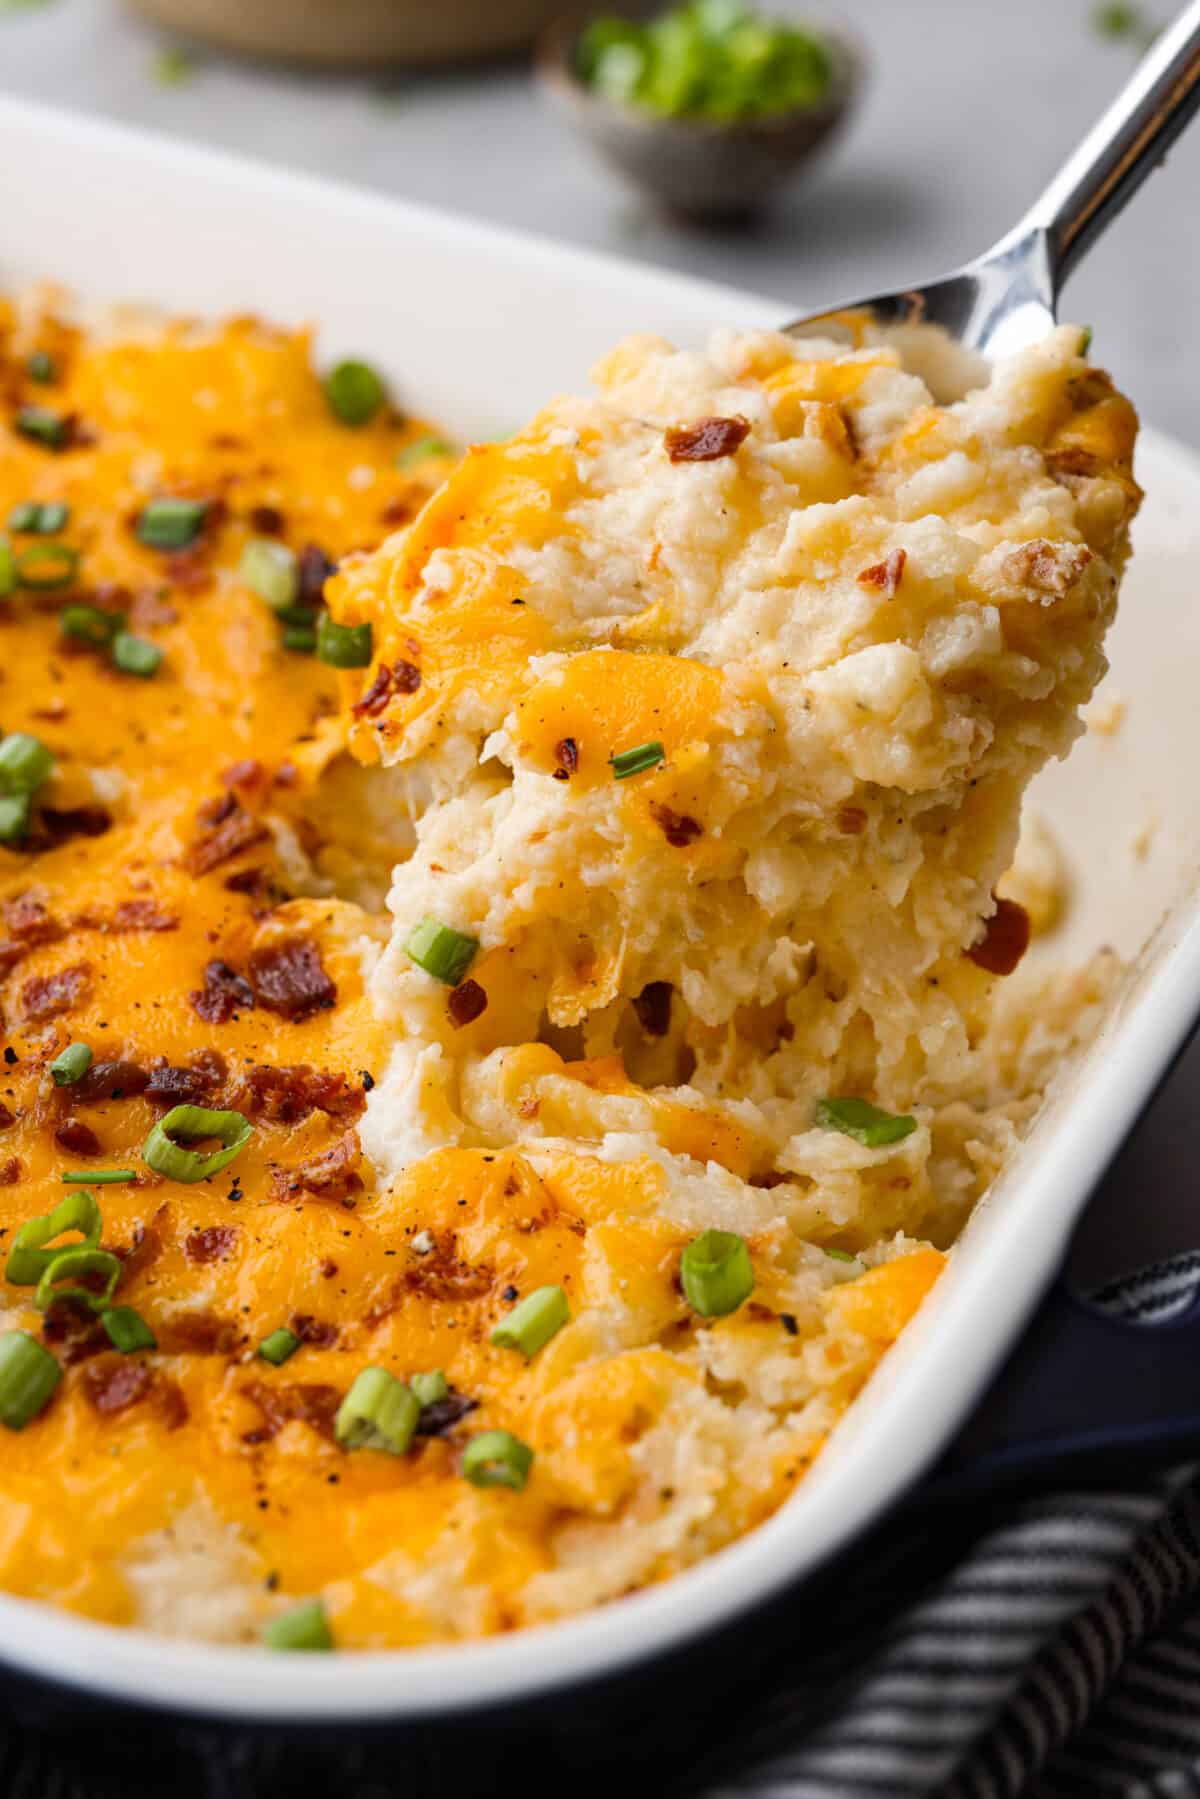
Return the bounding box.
[15,540,79,589]
[680,1228,754,1317]
[240,537,298,612]
[263,1598,333,1652]
[258,1327,301,1367]
[323,360,387,427]
[491,1285,570,1360]
[111,631,163,678]
[61,605,121,646]
[0,1331,61,1430]
[0,732,54,795]
[14,406,71,450]
[403,917,479,986]
[103,1306,157,1353]
[5,1190,102,1286]
[1079,325,1094,356]
[824,1246,857,1263]
[8,501,69,535]
[315,611,373,669]
[410,1369,449,1408]
[334,1366,419,1455]
[135,497,208,551]
[0,794,31,843]
[0,536,13,598]
[610,740,665,780]
[396,435,454,470]
[462,1429,533,1491]
[142,1104,253,1183]
[62,1169,136,1185]
[34,1245,122,1315]
[814,1097,917,1148]
[25,351,57,385]
[281,624,317,654]
[50,1040,92,1087]
[7,503,38,533]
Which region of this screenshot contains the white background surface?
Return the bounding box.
[1,0,1197,1287]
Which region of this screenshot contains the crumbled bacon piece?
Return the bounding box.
[289,1314,338,1349]
[108,899,179,934]
[166,545,214,594]
[650,804,703,847]
[857,548,907,598]
[42,1306,108,1364]
[36,806,112,847]
[3,892,64,947]
[190,959,256,1025]
[297,544,337,609]
[664,415,751,463]
[54,1119,101,1157]
[145,1050,227,1107]
[1046,447,1101,480]
[553,737,579,780]
[232,1063,363,1126]
[249,505,285,535]
[270,1130,362,1206]
[415,1390,479,1438]
[248,937,336,1021]
[967,897,1031,977]
[447,979,488,1028]
[21,961,91,1022]
[400,1235,492,1302]
[632,980,673,1038]
[1001,538,1093,601]
[74,1059,150,1102]
[0,1104,13,1131]
[0,1157,20,1185]
[184,801,269,877]
[82,1355,151,1415]
[837,806,867,835]
[185,1225,239,1266]
[353,659,422,719]
[239,1380,341,1445]
[220,759,270,801]
[116,1217,165,1283]
[155,1310,239,1355]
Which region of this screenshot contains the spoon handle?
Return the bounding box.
[1004,0,1200,296]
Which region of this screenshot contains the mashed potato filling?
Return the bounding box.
[0,305,1137,1650]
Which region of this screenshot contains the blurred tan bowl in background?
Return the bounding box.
[126,0,584,66]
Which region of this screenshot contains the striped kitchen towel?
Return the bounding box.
[701,1255,1200,1799]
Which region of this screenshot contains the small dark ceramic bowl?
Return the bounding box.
[538,13,863,222]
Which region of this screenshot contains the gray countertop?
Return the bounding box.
[2,0,1198,1288]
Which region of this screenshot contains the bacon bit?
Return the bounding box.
[320,1258,338,1279]
[650,804,703,847]
[108,899,179,934]
[129,587,179,631]
[82,1354,151,1415]
[155,1309,239,1355]
[967,897,1031,977]
[553,737,579,781]
[3,892,64,946]
[220,758,270,802]
[664,415,751,463]
[223,866,271,898]
[297,544,337,609]
[0,1105,12,1132]
[0,1157,20,1185]
[249,505,285,535]
[400,1236,492,1302]
[1046,446,1101,480]
[185,1225,239,1266]
[837,806,867,835]
[54,1119,101,1157]
[42,1306,108,1364]
[1001,539,1093,600]
[116,1219,165,1283]
[289,1314,338,1349]
[857,548,907,598]
[633,980,673,1038]
[166,546,214,594]
[395,662,424,694]
[184,801,270,877]
[380,497,416,527]
[21,961,91,1023]
[248,936,337,1021]
[447,979,488,1028]
[270,1131,362,1207]
[190,959,256,1025]
[145,1050,227,1108]
[232,1063,364,1126]
[240,1380,341,1445]
[415,1390,479,1438]
[74,1059,150,1102]
[36,805,112,847]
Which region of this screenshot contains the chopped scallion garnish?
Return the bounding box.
[680,1228,754,1317]
[33,1245,122,1316]
[410,1369,449,1407]
[0,794,31,843]
[111,631,163,678]
[263,1597,333,1652]
[7,501,68,535]
[62,1169,136,1185]
[240,537,298,612]
[15,540,79,589]
[0,536,13,598]
[610,740,665,780]
[0,731,54,795]
[334,1366,419,1455]
[0,1331,61,1430]
[142,1104,253,1183]
[258,1327,301,1367]
[5,1189,102,1286]
[14,406,71,450]
[281,624,317,654]
[323,360,387,427]
[403,917,479,986]
[315,611,373,668]
[491,1285,570,1360]
[814,1097,917,1148]
[396,435,454,470]
[462,1429,534,1491]
[135,497,208,551]
[60,605,120,646]
[25,351,57,385]
[49,1040,92,1087]
[103,1306,157,1353]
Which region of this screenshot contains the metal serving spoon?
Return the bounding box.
[785,0,1200,382]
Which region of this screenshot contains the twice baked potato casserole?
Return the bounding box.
[0,294,1139,1650]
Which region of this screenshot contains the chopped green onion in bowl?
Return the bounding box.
[142,1104,253,1183]
[0,1331,61,1431]
[263,1597,333,1652]
[241,537,298,612]
[576,0,834,123]
[815,1097,917,1148]
[0,731,54,796]
[323,360,387,428]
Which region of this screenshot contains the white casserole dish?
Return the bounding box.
[0,92,1198,1723]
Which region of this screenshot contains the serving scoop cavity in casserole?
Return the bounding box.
[0,294,1139,1651]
